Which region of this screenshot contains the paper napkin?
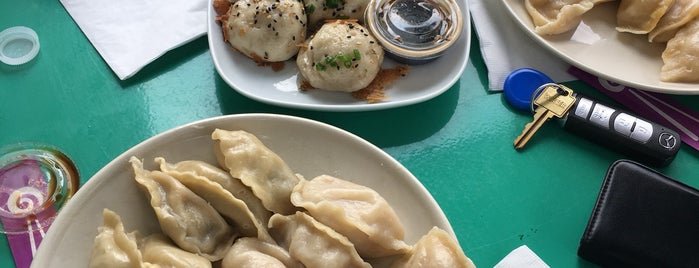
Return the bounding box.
[60,0,207,80]
[469,0,575,91]
[494,245,551,268]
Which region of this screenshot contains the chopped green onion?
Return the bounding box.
[305,4,315,14]
[315,50,360,71]
[324,56,337,67]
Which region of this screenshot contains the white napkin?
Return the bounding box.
[469,0,575,91]
[494,245,551,268]
[60,0,207,80]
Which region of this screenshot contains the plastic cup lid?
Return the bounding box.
[503,68,554,111]
[0,26,40,66]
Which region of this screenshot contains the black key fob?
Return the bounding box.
[563,94,681,167]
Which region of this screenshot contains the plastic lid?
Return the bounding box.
[503,68,554,111]
[0,26,40,66]
[364,0,463,64]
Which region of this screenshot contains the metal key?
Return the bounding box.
[514,84,577,149]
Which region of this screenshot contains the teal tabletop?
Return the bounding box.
[2,0,699,267]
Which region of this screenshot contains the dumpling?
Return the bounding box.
[221,237,304,268]
[616,0,673,34]
[88,209,143,268]
[525,0,612,35]
[660,17,699,82]
[156,157,274,243]
[220,0,307,62]
[390,227,476,268]
[268,212,372,268]
[290,174,409,258]
[130,157,235,261]
[304,0,370,28]
[648,0,699,42]
[296,20,384,92]
[156,158,273,227]
[139,233,212,268]
[211,129,300,215]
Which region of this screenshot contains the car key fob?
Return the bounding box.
[563,94,681,167]
[504,68,681,167]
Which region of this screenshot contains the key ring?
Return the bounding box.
[530,83,558,112]
[529,83,570,112]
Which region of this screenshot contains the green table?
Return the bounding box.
[2,0,699,267]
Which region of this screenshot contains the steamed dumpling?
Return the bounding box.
[296,20,384,92]
[391,227,475,268]
[130,157,235,261]
[139,234,212,268]
[221,237,304,268]
[156,157,274,243]
[212,129,300,215]
[268,212,372,268]
[156,158,273,227]
[616,0,673,34]
[221,0,307,62]
[88,209,143,268]
[290,174,410,258]
[648,0,699,42]
[524,0,612,35]
[660,17,699,82]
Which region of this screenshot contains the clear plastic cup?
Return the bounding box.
[0,143,79,235]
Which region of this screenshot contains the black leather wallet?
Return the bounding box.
[578,159,699,267]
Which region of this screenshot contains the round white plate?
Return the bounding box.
[208,0,471,111]
[502,0,699,95]
[32,114,453,267]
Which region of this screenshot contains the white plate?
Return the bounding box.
[207,0,471,111]
[502,0,699,95]
[32,114,453,267]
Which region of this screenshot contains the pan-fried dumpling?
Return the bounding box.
[139,233,212,268]
[296,20,384,92]
[156,157,273,243]
[304,0,370,28]
[155,159,272,226]
[390,227,476,268]
[130,157,235,261]
[212,129,300,215]
[524,0,612,35]
[290,174,409,258]
[268,212,372,268]
[221,237,304,268]
[649,0,699,42]
[88,209,143,268]
[616,0,673,34]
[660,17,699,82]
[220,0,307,62]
